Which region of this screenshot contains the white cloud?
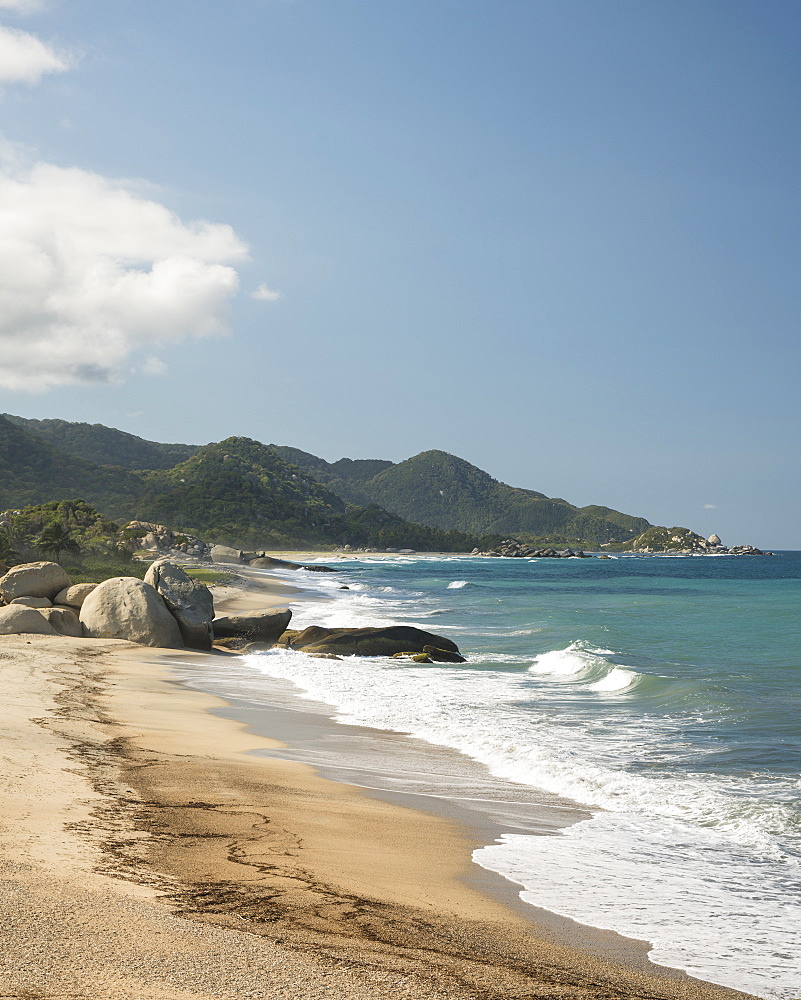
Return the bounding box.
[251,283,281,302]
[0,159,250,391]
[0,0,45,12]
[0,24,70,83]
[703,504,718,509]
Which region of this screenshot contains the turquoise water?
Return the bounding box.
[240,552,801,998]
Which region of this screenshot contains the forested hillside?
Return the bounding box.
[0,417,483,551]
[4,414,199,470]
[272,447,651,546]
[6,413,651,547]
[132,437,480,550]
[0,415,144,518]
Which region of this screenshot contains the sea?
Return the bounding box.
[177,552,801,999]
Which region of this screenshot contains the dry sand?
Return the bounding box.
[0,568,757,999]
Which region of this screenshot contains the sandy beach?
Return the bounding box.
[0,566,756,1000]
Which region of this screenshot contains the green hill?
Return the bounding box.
[269,445,391,506]
[4,413,650,548]
[132,437,480,551]
[0,418,481,551]
[0,415,144,519]
[3,414,199,470]
[273,446,651,546]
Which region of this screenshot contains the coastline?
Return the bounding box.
[0,565,757,999]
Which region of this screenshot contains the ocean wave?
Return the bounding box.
[447,580,469,589]
[589,666,639,692]
[475,815,801,1000]
[245,646,799,853]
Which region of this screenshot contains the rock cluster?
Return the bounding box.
[0,559,215,649]
[472,539,590,558]
[0,560,89,637]
[631,529,771,556]
[0,558,468,663]
[124,521,211,560]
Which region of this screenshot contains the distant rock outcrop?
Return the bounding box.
[626,526,769,555]
[124,521,210,560]
[473,539,590,558]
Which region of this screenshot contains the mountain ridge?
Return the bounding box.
[4,414,651,547]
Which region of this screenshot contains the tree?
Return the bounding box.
[0,527,20,570]
[37,523,81,561]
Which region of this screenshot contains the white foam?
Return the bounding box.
[528,641,616,678]
[475,815,801,1000]
[227,564,800,998]
[447,580,469,589]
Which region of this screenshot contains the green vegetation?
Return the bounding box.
[623,525,707,552]
[273,447,651,546]
[3,414,199,470]
[0,415,144,519]
[3,413,652,550]
[131,437,484,551]
[0,499,149,583]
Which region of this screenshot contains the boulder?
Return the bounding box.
[0,561,71,602]
[10,596,52,608]
[249,555,336,573]
[212,608,293,644]
[0,605,58,635]
[144,559,214,651]
[422,645,467,663]
[54,583,97,609]
[212,637,280,654]
[286,625,461,658]
[40,606,83,638]
[250,555,303,570]
[210,545,244,565]
[80,577,183,648]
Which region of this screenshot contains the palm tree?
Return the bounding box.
[0,527,20,571]
[37,523,81,562]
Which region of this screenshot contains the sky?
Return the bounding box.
[0,0,798,548]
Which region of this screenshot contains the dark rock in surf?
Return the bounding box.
[212,607,292,644]
[285,624,462,658]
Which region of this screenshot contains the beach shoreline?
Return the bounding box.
[0,565,756,999]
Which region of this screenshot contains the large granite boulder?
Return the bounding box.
[10,596,52,608]
[286,625,462,658]
[0,605,58,635]
[54,583,97,609]
[0,561,71,602]
[40,606,83,637]
[80,577,183,648]
[210,545,244,565]
[144,559,214,651]
[212,607,292,644]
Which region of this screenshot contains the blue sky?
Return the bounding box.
[0,0,798,547]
